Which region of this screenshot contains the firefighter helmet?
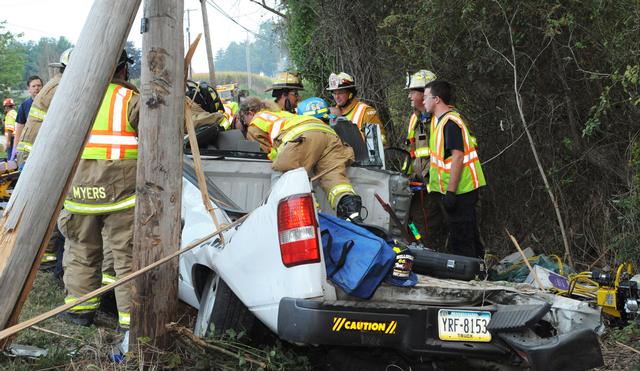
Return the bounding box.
[265,71,304,92]
[49,47,73,68]
[3,98,15,107]
[326,72,357,91]
[297,97,329,119]
[405,70,437,90]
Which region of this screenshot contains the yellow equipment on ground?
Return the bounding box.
[0,169,19,209]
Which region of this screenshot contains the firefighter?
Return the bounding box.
[326,72,387,146]
[239,96,294,159]
[402,70,449,249]
[265,71,304,113]
[240,96,363,221]
[58,50,139,328]
[402,69,438,178]
[3,98,17,159]
[15,48,75,274]
[423,80,486,258]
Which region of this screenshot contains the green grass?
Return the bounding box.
[0,271,314,370]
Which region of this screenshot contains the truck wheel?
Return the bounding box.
[194,271,219,337]
[195,273,259,338]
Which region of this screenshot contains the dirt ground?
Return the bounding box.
[1,270,639,370]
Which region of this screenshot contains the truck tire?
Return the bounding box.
[195,272,260,338]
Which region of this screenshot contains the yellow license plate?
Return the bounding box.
[438,309,492,342]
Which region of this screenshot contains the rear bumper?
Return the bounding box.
[277,297,603,370]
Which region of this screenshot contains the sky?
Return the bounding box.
[1,0,275,73]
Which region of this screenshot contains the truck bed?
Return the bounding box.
[197,156,412,239]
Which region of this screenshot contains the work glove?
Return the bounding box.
[442,191,457,213]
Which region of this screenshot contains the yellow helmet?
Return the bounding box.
[326,72,357,91]
[405,69,437,90]
[265,71,304,92]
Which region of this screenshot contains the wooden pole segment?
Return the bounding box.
[131,0,185,349]
[0,214,248,342]
[0,0,142,336]
[200,0,217,84]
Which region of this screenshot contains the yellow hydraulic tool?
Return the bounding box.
[592,263,638,320]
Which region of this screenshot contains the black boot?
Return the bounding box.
[59,311,95,327]
[336,194,363,223]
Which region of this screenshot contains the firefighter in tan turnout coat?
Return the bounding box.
[58,50,139,328]
[240,96,364,221]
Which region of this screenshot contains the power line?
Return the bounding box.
[206,0,260,38]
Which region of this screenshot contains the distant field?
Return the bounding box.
[192,71,273,98]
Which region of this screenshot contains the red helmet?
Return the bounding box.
[3,98,14,107]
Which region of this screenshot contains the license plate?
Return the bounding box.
[438,309,491,342]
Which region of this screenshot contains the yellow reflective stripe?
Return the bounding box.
[17,141,33,153]
[102,274,116,285]
[64,194,136,214]
[118,311,131,326]
[327,183,356,209]
[41,253,57,262]
[220,116,231,130]
[415,147,430,158]
[267,148,278,161]
[65,296,100,312]
[29,107,46,121]
[407,113,418,140]
[280,123,336,144]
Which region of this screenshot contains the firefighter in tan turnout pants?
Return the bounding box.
[58,50,139,328]
[240,96,363,221]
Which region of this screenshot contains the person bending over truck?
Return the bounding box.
[239,96,364,222]
[423,80,486,258]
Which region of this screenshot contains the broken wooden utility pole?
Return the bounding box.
[200,0,216,84]
[131,0,184,349]
[0,0,141,346]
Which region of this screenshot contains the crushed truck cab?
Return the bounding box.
[178,128,604,371]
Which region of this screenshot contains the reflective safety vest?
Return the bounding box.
[345,102,370,130]
[428,111,485,195]
[221,102,238,130]
[82,84,137,160]
[4,109,16,133]
[402,113,433,175]
[250,110,294,159]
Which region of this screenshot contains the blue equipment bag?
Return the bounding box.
[318,213,396,299]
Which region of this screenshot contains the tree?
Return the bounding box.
[23,36,73,82]
[125,41,142,81]
[283,0,640,264]
[0,22,26,95]
[213,20,285,76]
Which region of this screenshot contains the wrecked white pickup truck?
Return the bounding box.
[177,127,604,370]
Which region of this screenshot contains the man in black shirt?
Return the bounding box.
[423,80,486,258]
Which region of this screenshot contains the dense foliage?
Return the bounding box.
[283,0,640,266]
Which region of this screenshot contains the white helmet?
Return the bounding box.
[405,69,437,90]
[49,48,73,68]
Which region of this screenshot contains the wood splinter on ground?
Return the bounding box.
[166,322,267,369]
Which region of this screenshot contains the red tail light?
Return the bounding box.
[277,193,320,267]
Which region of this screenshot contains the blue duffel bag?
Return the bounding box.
[318,213,396,299]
